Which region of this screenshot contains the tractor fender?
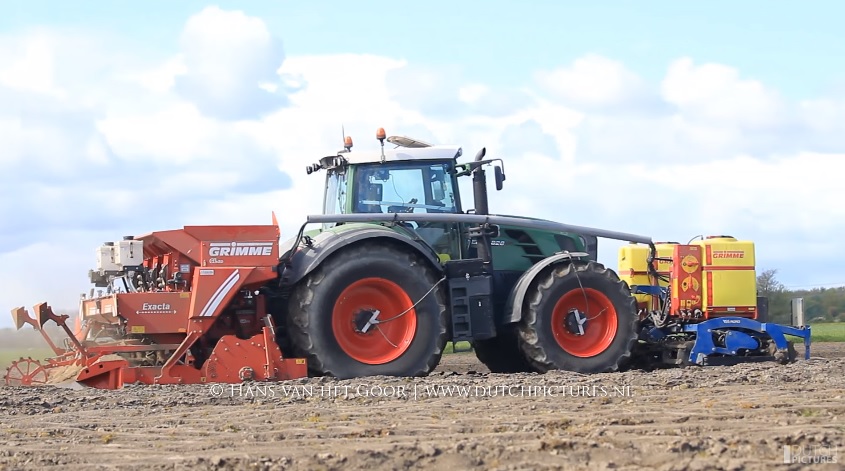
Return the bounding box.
[279,225,444,287]
[502,251,591,325]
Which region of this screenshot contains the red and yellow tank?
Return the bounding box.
[692,236,757,318]
[618,242,678,308]
[620,235,759,320]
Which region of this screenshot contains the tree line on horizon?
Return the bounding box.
[757,269,844,324]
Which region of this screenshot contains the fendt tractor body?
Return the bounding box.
[5,130,810,388]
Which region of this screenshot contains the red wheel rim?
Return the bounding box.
[331,277,417,365]
[550,288,618,358]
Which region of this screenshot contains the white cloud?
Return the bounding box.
[128,57,187,94]
[0,32,61,97]
[661,57,787,129]
[173,6,294,120]
[797,97,845,148]
[1,9,844,329]
[386,63,537,118]
[458,84,489,104]
[98,103,214,163]
[534,54,656,112]
[0,10,291,259]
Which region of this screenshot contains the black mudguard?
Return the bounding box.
[278,225,445,287]
[502,251,591,325]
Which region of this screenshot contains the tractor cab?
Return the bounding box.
[303,128,586,273]
[306,131,470,261]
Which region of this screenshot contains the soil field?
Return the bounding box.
[1,343,844,470]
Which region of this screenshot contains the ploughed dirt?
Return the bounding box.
[2,344,844,470]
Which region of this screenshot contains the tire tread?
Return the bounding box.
[287,241,448,378]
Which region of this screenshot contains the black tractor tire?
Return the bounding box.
[286,242,448,378]
[472,324,536,373]
[517,260,639,374]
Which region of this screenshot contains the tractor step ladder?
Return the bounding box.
[445,259,496,342]
[449,285,474,341]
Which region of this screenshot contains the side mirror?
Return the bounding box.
[494,165,505,191]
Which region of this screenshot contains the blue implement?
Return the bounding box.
[683,317,811,365]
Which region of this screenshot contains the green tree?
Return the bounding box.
[757,268,785,294]
[756,269,845,324]
[757,269,790,323]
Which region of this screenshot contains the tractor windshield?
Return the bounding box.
[352,161,458,214]
[348,161,462,260]
[321,160,462,259]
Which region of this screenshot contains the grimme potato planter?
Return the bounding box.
[6,226,307,388]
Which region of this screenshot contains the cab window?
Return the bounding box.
[354,162,457,214]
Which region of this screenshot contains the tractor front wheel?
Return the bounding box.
[517,261,638,374]
[287,242,448,378]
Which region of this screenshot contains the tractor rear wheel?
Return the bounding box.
[287,242,448,378]
[472,324,535,373]
[517,261,638,374]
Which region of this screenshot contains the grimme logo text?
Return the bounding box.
[208,245,273,257]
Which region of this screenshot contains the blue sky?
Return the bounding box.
[5,1,845,99]
[1,2,845,326]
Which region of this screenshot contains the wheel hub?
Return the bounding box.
[564,308,588,336]
[352,309,381,334]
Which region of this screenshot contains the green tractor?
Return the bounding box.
[273,130,652,378]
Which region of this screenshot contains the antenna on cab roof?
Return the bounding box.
[339,125,353,153]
